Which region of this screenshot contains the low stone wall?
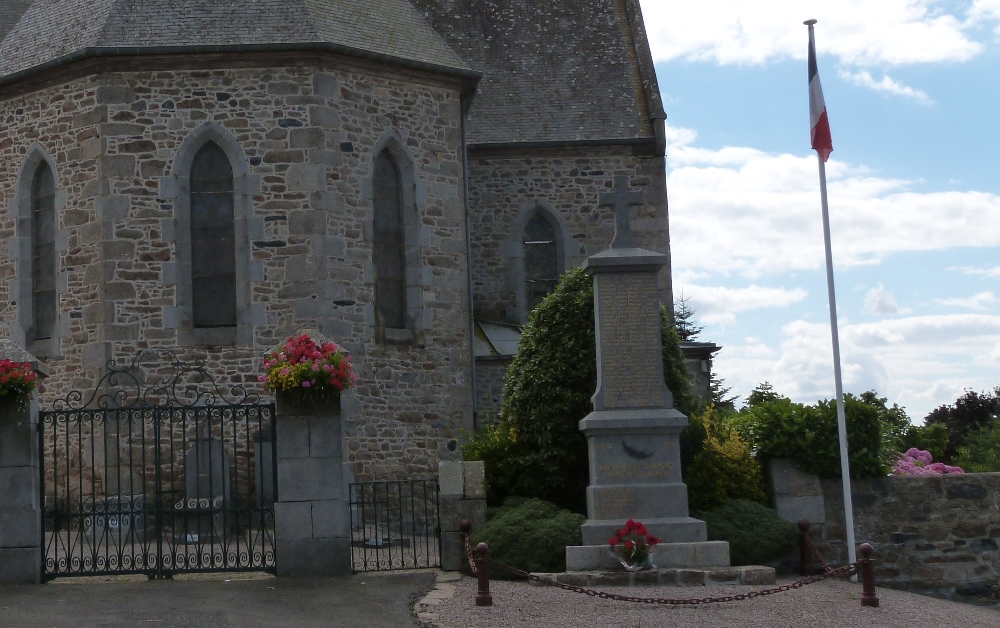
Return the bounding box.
[770,460,1000,604]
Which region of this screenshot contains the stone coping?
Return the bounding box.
[531,565,776,588]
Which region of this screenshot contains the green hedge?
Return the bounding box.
[469,498,585,575]
[694,500,795,566]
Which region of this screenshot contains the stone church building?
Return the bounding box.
[0,0,673,480]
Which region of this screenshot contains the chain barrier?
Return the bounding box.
[459,521,870,607]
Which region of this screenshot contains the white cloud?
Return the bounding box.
[865,283,909,314]
[933,291,998,310]
[969,0,1000,25]
[952,265,1000,278]
[638,0,990,67]
[717,313,1000,419]
[837,69,934,104]
[666,125,1000,279]
[674,284,809,325]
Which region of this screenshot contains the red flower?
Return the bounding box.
[624,540,634,549]
[609,536,620,546]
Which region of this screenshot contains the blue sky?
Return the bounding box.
[638,0,1000,421]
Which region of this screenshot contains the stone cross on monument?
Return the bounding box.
[601,175,645,250]
[565,178,730,572]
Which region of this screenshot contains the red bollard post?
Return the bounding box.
[798,520,811,576]
[859,543,880,608]
[475,542,493,607]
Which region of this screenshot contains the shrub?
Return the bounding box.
[469,498,585,576]
[461,421,525,507]
[693,500,796,566]
[891,448,964,475]
[953,422,1000,472]
[467,267,698,513]
[734,391,889,479]
[683,406,767,511]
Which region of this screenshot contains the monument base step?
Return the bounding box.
[580,517,707,545]
[566,541,730,571]
[533,565,775,588]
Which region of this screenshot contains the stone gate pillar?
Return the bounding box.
[273,392,352,577]
[0,341,48,584]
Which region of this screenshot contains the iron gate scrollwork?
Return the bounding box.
[350,479,440,572]
[39,350,277,579]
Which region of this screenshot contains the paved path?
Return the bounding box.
[0,571,435,627]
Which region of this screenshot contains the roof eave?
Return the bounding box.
[0,42,483,92]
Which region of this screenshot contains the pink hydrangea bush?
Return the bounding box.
[891,448,964,475]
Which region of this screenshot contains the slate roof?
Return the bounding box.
[0,0,33,44]
[0,0,470,80]
[411,0,661,145]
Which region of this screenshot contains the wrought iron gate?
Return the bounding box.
[350,479,440,572]
[39,352,277,579]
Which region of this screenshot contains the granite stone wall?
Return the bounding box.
[781,467,1000,604]
[473,357,509,424]
[0,61,473,481]
[467,145,671,323]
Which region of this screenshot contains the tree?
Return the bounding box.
[924,386,1000,462]
[673,295,703,342]
[745,382,781,407]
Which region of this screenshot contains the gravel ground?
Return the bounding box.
[421,575,1000,628]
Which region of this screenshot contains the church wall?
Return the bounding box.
[0,62,473,481]
[0,77,105,395]
[466,145,670,323]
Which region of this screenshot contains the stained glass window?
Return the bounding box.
[373,150,406,329]
[190,142,236,328]
[31,162,56,340]
[524,212,558,313]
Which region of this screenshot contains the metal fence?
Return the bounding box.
[39,351,277,580]
[349,479,439,572]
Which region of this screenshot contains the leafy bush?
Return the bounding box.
[734,391,889,479]
[469,498,584,575]
[465,267,698,513]
[683,406,767,511]
[693,500,796,566]
[953,422,1000,472]
[461,421,525,507]
[924,386,1000,462]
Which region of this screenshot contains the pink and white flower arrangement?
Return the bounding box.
[891,448,964,476]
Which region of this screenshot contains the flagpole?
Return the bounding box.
[806,18,857,574]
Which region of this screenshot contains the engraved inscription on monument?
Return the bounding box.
[597,272,662,408]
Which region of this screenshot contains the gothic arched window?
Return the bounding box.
[373,149,406,330]
[523,211,559,313]
[31,162,57,341]
[190,142,236,328]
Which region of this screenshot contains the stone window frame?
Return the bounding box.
[162,123,263,346]
[11,144,67,357]
[506,199,576,324]
[364,130,425,345]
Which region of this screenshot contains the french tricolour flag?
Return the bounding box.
[808,26,833,162]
